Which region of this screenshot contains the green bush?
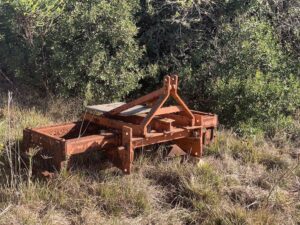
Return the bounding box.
[179,17,300,138]
[0,0,144,102]
[206,20,294,135]
[210,71,300,137]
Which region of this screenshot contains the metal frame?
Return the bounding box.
[22,75,218,175]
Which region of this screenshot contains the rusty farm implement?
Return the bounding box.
[22,75,218,175]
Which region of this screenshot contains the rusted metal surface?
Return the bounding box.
[22,75,218,175]
[168,144,187,157]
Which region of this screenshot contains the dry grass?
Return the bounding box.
[0,96,299,224]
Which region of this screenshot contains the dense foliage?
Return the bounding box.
[0,0,143,102]
[0,0,299,136]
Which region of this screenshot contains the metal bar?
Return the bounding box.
[163,113,191,126]
[140,95,169,135]
[138,76,172,135]
[175,134,202,157]
[107,75,172,118]
[25,129,67,171]
[32,122,78,132]
[170,75,195,126]
[171,93,195,124]
[155,105,182,115]
[112,114,173,132]
[65,134,117,155]
[191,112,218,127]
[132,128,195,148]
[106,126,134,174]
[107,88,164,116]
[83,112,144,136]
[29,128,63,142]
[122,126,133,174]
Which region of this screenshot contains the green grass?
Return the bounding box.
[0,98,299,224]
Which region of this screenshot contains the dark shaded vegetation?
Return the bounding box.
[0,0,299,137]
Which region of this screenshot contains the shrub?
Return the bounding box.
[0,0,144,102]
[210,71,300,137]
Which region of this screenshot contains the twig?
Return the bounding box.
[78,110,93,138]
[5,92,15,187]
[245,200,259,209]
[0,69,13,86]
[0,204,12,216]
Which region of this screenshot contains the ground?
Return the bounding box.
[0,95,299,225]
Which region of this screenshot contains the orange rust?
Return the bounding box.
[22,75,218,175]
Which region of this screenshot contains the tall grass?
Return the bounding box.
[2,92,22,188]
[0,92,52,189]
[0,94,299,224]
